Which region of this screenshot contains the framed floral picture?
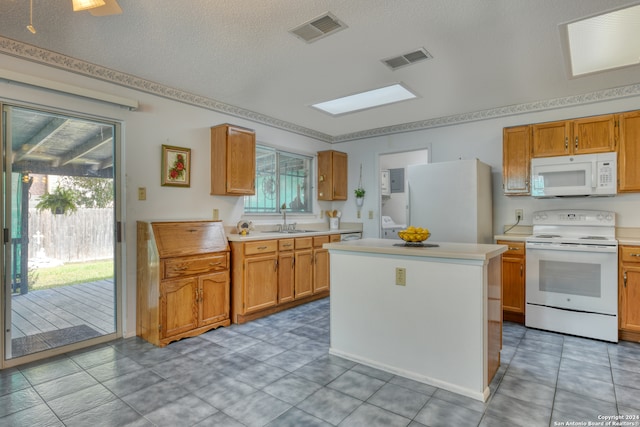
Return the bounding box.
[161,145,191,187]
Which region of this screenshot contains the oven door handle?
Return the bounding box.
[526,242,618,253]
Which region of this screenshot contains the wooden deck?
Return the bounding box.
[10,279,116,339]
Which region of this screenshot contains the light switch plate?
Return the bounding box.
[138,187,146,201]
[395,267,406,286]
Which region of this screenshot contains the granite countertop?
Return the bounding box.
[325,238,507,261]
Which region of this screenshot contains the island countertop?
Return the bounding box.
[324,238,507,261]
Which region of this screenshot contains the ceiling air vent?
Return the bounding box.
[290,12,347,43]
[382,48,433,70]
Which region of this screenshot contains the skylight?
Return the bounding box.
[311,83,418,116]
[562,4,640,77]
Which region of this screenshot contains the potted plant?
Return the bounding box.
[36,186,78,215]
[354,187,365,207]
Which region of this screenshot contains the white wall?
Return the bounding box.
[0,55,332,338]
[2,54,640,338]
[338,100,640,239]
[379,150,428,227]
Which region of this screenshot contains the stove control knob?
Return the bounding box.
[606,214,613,221]
[597,214,604,221]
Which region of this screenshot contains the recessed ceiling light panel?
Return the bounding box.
[312,83,418,116]
[561,4,640,77]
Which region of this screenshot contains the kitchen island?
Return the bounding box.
[324,238,506,402]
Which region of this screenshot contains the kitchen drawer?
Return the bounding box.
[295,237,313,249]
[313,235,329,247]
[621,246,640,263]
[163,253,228,279]
[244,240,278,255]
[330,234,341,242]
[497,240,525,257]
[279,238,294,251]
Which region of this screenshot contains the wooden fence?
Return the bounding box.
[28,208,113,263]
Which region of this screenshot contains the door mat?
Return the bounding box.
[11,324,101,358]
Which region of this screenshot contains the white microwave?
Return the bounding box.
[531,152,617,197]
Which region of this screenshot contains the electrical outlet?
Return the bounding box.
[138,187,146,201]
[369,210,374,219]
[515,209,523,221]
[395,267,406,286]
[357,211,361,219]
[212,209,219,221]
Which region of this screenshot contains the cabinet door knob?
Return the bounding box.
[623,271,627,287]
[575,136,579,150]
[630,253,640,257]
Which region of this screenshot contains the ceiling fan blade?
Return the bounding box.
[88,0,122,16]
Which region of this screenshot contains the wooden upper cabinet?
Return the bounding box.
[532,115,615,158]
[618,110,640,192]
[211,124,256,195]
[532,120,571,157]
[317,150,348,201]
[573,114,616,154]
[502,125,531,195]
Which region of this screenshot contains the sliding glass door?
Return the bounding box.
[2,104,119,363]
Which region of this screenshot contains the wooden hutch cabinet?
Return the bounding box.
[137,220,230,347]
[211,124,256,195]
[317,150,348,200]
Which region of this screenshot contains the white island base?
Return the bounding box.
[326,239,505,402]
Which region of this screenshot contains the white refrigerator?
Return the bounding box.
[407,159,493,244]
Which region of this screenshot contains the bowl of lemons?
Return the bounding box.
[397,226,430,243]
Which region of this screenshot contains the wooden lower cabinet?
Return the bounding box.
[497,240,526,324]
[619,245,640,342]
[313,236,330,293]
[161,271,229,340]
[277,239,295,304]
[231,234,336,323]
[137,220,230,347]
[200,272,231,325]
[294,238,314,299]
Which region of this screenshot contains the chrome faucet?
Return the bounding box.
[281,203,287,231]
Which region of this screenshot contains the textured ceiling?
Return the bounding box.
[1,0,639,142]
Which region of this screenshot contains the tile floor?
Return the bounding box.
[1,297,639,426]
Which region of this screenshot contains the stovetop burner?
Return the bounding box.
[528,209,617,245]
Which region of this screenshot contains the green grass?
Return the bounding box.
[30,260,114,290]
